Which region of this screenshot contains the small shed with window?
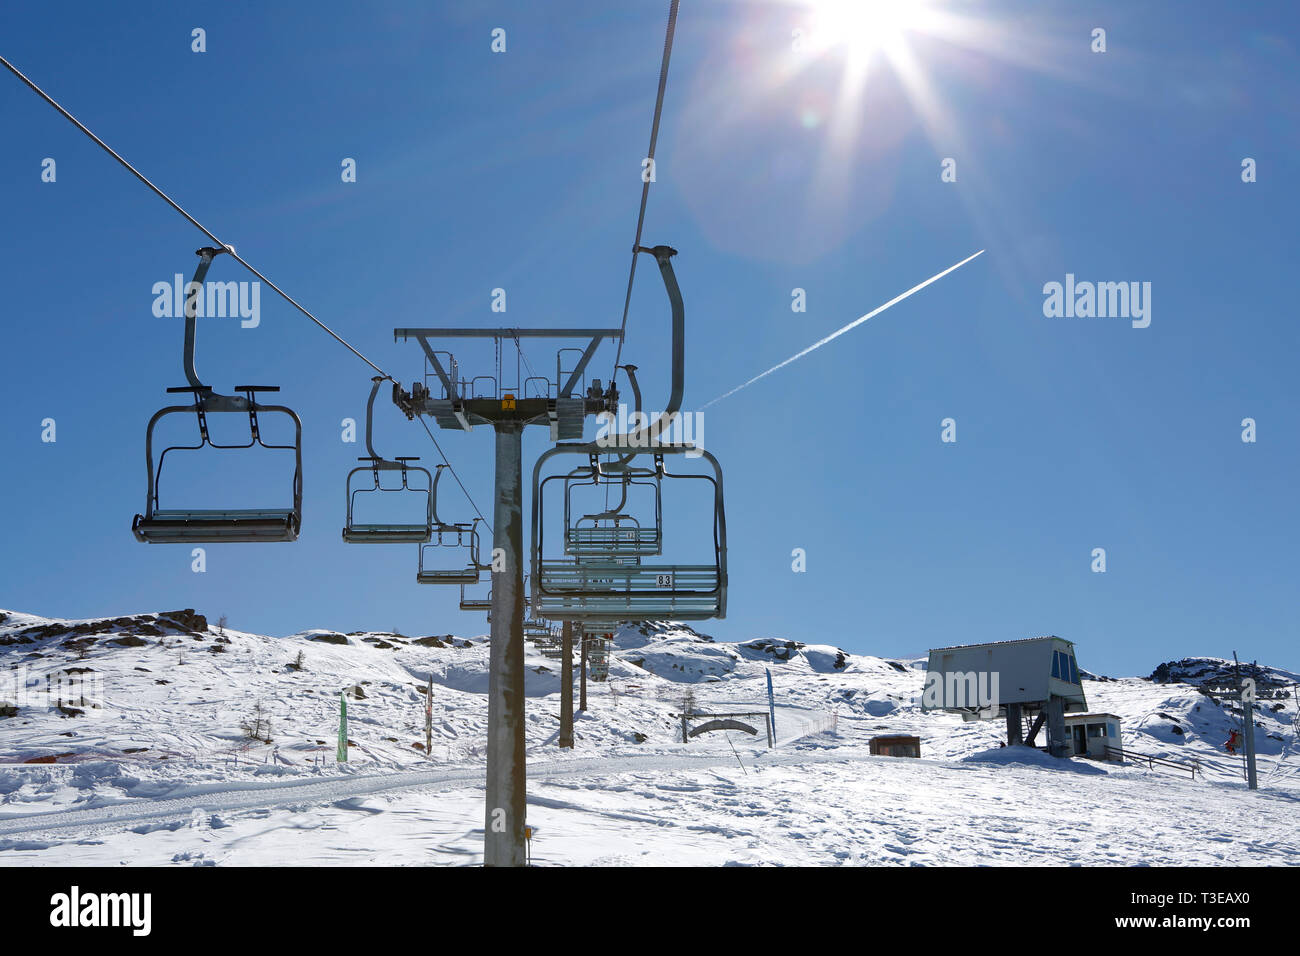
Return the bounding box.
[1063,712,1123,761]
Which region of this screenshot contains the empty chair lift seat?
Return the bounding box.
[133,386,303,545]
[341,458,434,543]
[565,522,661,559]
[535,563,721,620]
[459,585,492,611]
[344,522,431,543]
[134,508,299,543]
[342,380,435,544]
[416,522,484,585]
[417,564,480,585]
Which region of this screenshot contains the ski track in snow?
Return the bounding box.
[4,746,1296,866]
[0,749,843,840]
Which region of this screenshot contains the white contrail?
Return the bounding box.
[700,248,985,409]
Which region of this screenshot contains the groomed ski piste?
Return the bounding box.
[1,608,1297,866]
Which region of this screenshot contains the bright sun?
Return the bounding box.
[779,0,958,209]
[807,0,937,65]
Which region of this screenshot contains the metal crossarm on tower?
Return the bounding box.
[394,328,623,439]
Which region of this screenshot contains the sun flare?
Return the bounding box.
[805,0,939,66]
[781,0,968,181]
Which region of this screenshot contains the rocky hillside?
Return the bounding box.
[1,607,1296,794]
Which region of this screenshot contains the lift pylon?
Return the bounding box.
[393,325,624,868]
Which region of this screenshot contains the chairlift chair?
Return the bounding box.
[587,634,612,682]
[417,519,485,585]
[527,246,727,619]
[531,443,727,622]
[563,470,663,560]
[523,620,552,639]
[133,247,303,544]
[459,583,492,611]
[342,377,434,543]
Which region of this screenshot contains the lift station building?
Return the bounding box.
[922,637,1088,757]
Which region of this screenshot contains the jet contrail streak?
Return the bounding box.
[700,248,985,409]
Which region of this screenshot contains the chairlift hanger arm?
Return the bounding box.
[170,251,275,416]
[363,376,384,460]
[429,474,486,564]
[608,245,684,449]
[611,0,681,387]
[357,375,420,469]
[596,474,631,518]
[181,246,228,389]
[575,473,634,520]
[431,464,450,526]
[177,248,258,414]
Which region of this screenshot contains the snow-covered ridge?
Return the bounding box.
[1148,657,1300,693]
[2,606,1294,777]
[2,607,1298,866]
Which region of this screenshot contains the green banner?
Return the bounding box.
[337,690,348,763]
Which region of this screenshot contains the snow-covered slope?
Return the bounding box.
[1,608,1297,866]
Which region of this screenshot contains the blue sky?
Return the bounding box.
[1,0,1296,676]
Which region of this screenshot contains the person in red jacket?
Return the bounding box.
[1224,729,1242,754]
